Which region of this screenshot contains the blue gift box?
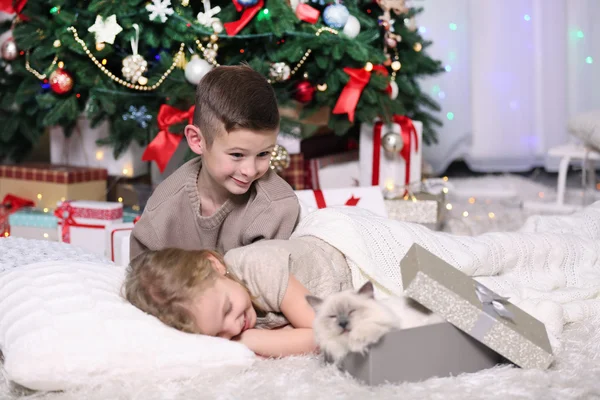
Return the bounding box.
[8,207,58,240]
[9,207,57,228]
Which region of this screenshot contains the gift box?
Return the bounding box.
[279,153,307,190]
[55,200,123,255]
[400,244,554,370]
[105,222,134,265]
[120,234,131,264]
[114,182,153,209]
[277,133,302,155]
[7,207,58,241]
[0,195,36,237]
[123,206,142,223]
[385,192,445,230]
[295,186,388,220]
[306,150,360,190]
[337,321,505,385]
[0,164,108,209]
[359,117,423,191]
[50,116,147,178]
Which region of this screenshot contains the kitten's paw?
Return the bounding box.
[320,340,351,364]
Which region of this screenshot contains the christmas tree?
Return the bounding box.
[0,0,443,166]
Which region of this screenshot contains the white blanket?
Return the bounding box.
[291,202,600,348]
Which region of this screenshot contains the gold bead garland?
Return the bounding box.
[66,26,185,91]
[194,26,339,84]
[25,52,58,80]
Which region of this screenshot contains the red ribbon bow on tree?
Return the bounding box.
[224,0,265,36]
[142,104,195,173]
[332,65,388,123]
[372,115,419,188]
[0,0,29,20]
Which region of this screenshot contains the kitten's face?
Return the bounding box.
[307,282,387,338]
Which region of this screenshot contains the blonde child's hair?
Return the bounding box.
[123,248,254,334]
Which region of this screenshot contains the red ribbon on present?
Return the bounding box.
[332,65,388,123]
[142,104,195,173]
[295,3,320,24]
[0,194,35,237]
[54,201,123,244]
[224,0,264,36]
[312,190,361,209]
[371,115,419,187]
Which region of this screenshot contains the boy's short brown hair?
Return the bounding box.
[193,64,280,147]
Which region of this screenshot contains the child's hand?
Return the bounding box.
[232,328,317,358]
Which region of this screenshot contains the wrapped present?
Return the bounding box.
[385,192,445,230]
[279,153,307,190]
[0,195,36,237]
[105,222,134,265]
[114,182,153,208]
[337,321,504,385]
[300,132,358,160]
[7,207,58,241]
[306,150,359,190]
[401,244,554,370]
[120,233,132,264]
[123,206,142,223]
[50,116,147,178]
[277,133,302,155]
[0,164,107,209]
[359,117,422,191]
[295,186,388,220]
[55,200,123,255]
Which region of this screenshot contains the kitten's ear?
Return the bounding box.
[305,295,323,311]
[358,281,375,298]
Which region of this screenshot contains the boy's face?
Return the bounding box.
[200,127,278,195]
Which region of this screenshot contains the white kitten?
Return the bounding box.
[306,282,444,364]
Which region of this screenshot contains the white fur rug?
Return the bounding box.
[2,174,600,400]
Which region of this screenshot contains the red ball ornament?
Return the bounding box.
[49,68,74,95]
[294,80,315,104]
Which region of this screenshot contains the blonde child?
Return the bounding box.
[130,65,300,260]
[125,204,600,357]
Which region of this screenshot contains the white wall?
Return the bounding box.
[417,0,600,174]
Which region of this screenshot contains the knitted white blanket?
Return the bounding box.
[292,202,600,347]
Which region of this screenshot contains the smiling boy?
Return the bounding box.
[130,65,300,260]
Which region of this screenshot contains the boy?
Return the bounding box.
[130,65,300,260]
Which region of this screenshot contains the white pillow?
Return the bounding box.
[568,110,600,151]
[0,260,255,391]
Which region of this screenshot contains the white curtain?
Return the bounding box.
[418,0,600,174]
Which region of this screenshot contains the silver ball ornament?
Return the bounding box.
[323,4,350,29]
[381,131,404,153]
[1,38,18,61]
[185,55,212,85]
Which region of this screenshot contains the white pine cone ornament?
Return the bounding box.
[122,54,148,85]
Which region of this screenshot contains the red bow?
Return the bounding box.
[54,201,77,243]
[372,115,419,188]
[313,190,361,209]
[295,4,320,24]
[0,194,35,237]
[224,0,264,36]
[332,65,388,123]
[0,0,29,20]
[142,104,195,173]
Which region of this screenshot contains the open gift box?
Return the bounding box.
[336,244,554,385]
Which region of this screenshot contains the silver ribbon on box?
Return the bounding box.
[470,283,515,339]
